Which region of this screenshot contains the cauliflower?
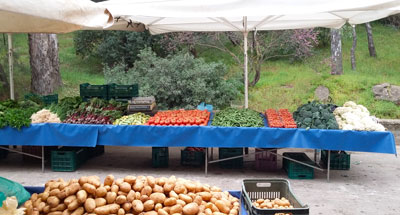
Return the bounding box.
[31,109,61,123]
[0,196,25,215]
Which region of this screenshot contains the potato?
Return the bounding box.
[140,195,150,203]
[157,178,167,186]
[68,199,79,211]
[96,187,107,197]
[82,183,96,195]
[132,200,144,213]
[174,183,187,194]
[116,195,127,204]
[33,198,42,208]
[60,182,69,190]
[210,198,217,204]
[115,178,124,186]
[204,208,212,215]
[170,204,183,214]
[50,182,61,190]
[47,196,60,208]
[57,190,68,200]
[47,212,63,215]
[87,176,101,187]
[184,182,196,192]
[194,196,202,206]
[169,191,178,199]
[62,209,71,215]
[141,186,152,196]
[104,175,115,186]
[144,211,158,215]
[183,203,199,215]
[71,207,84,215]
[133,181,144,192]
[122,202,132,211]
[77,190,87,204]
[215,200,230,214]
[163,207,171,214]
[106,192,117,204]
[94,204,120,215]
[95,198,107,207]
[158,209,168,215]
[50,189,61,196]
[143,200,155,211]
[104,185,111,192]
[152,185,164,193]
[37,202,46,212]
[84,198,96,213]
[179,194,192,204]
[50,203,66,212]
[66,183,81,196]
[177,199,186,207]
[164,197,176,206]
[31,209,39,215]
[147,176,156,188]
[117,208,126,215]
[64,195,77,205]
[43,205,50,214]
[120,182,132,193]
[109,184,119,193]
[229,209,238,215]
[124,176,136,185]
[163,182,174,193]
[150,193,166,204]
[78,177,89,186]
[195,183,203,193]
[187,193,196,200]
[118,191,128,196]
[198,192,212,201]
[135,192,141,200]
[31,193,38,202]
[127,190,136,202]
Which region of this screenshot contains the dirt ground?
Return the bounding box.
[1,146,399,215]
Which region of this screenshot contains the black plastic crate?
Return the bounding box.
[22,146,56,162]
[24,93,58,105]
[321,150,350,170]
[181,148,205,166]
[242,178,309,215]
[152,147,169,168]
[108,83,139,100]
[80,83,108,101]
[219,148,243,169]
[51,147,89,172]
[0,146,9,159]
[87,145,105,158]
[283,152,314,179]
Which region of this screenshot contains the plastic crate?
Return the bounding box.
[24,93,58,105]
[219,148,243,169]
[51,147,89,172]
[80,83,108,101]
[283,152,314,179]
[321,150,350,170]
[88,145,105,158]
[22,146,56,162]
[255,148,278,171]
[108,83,139,100]
[242,178,309,215]
[0,146,8,159]
[152,147,169,168]
[181,148,205,166]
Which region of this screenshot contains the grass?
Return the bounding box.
[1,23,399,118]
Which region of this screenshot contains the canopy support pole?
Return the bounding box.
[243,16,248,109]
[7,33,14,100]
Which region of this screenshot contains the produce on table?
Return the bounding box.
[265,109,297,128]
[212,108,264,127]
[293,101,339,129]
[114,113,151,125]
[49,96,82,121]
[252,197,293,209]
[23,175,240,215]
[0,107,39,130]
[147,110,210,126]
[334,101,385,131]
[31,109,61,123]
[184,147,205,152]
[0,196,25,215]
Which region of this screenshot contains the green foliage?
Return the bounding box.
[49,96,82,121]
[211,108,264,127]
[0,99,40,129]
[104,48,240,109]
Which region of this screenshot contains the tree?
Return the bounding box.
[0,64,9,100]
[330,29,343,75]
[351,25,357,70]
[28,33,62,95]
[365,22,377,57]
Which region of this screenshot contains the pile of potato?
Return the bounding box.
[252,197,293,209]
[23,175,240,215]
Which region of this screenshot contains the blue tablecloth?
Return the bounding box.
[0,123,397,155]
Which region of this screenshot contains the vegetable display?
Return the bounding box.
[31,109,61,123]
[0,196,25,215]
[49,97,82,121]
[211,108,264,127]
[114,113,150,125]
[23,175,240,215]
[147,110,210,126]
[334,101,385,131]
[0,101,39,130]
[252,197,293,209]
[265,109,297,128]
[293,101,339,129]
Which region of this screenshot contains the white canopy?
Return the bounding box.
[0,0,113,33]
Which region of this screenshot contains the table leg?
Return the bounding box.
[327,150,331,182]
[205,147,208,177]
[210,147,213,160]
[42,146,45,173]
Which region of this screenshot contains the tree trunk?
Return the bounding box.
[0,64,10,100]
[28,33,62,95]
[330,29,343,75]
[250,63,261,87]
[351,25,357,70]
[365,22,377,57]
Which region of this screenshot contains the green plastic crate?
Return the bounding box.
[152,147,169,168]
[108,83,139,101]
[24,93,58,105]
[51,147,89,172]
[218,148,243,169]
[80,83,108,101]
[0,146,8,159]
[242,178,309,215]
[181,148,205,166]
[321,150,350,170]
[283,152,314,179]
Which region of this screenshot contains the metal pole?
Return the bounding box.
[205,147,208,176]
[7,33,14,100]
[243,16,249,109]
[327,150,331,182]
[42,146,45,173]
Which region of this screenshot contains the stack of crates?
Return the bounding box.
[51,147,90,172]
[79,83,108,101]
[283,152,314,179]
[152,147,169,168]
[108,83,139,102]
[181,148,205,166]
[255,148,278,171]
[321,150,350,170]
[218,148,243,169]
[24,93,58,105]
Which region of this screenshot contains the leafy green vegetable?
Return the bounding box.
[212,108,264,127]
[293,101,339,130]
